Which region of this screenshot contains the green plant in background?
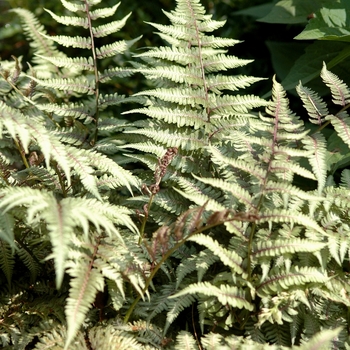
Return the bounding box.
[250,0,350,94]
[1,0,350,349]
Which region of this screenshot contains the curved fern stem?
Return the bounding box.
[84,0,100,146]
[138,194,155,245]
[52,161,67,197]
[14,138,30,169]
[246,222,257,282]
[189,6,210,121]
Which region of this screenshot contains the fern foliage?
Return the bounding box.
[0,0,142,348]
[1,0,350,349]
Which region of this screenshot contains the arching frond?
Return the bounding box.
[252,239,326,259]
[296,81,328,125]
[326,112,350,148]
[65,260,104,349]
[321,62,350,107]
[10,8,65,73]
[256,267,328,297]
[302,133,327,194]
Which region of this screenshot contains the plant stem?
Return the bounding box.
[138,194,155,245]
[84,0,100,146]
[14,138,30,169]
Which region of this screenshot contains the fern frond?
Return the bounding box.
[207,74,265,93]
[134,87,207,106]
[193,174,254,209]
[0,212,15,247]
[0,100,31,152]
[34,325,88,350]
[0,240,15,288]
[37,101,93,120]
[298,328,342,350]
[60,0,86,13]
[53,124,89,146]
[302,133,327,194]
[35,55,94,71]
[40,33,92,49]
[212,94,269,115]
[83,148,140,192]
[124,106,209,129]
[99,93,141,109]
[262,180,323,201]
[125,125,207,150]
[257,210,325,235]
[256,267,328,296]
[296,82,328,125]
[89,2,121,20]
[340,169,350,188]
[321,62,350,107]
[252,239,326,259]
[96,38,139,59]
[174,331,198,350]
[163,294,196,334]
[31,76,95,94]
[325,113,350,148]
[188,233,245,276]
[171,281,254,311]
[135,46,227,64]
[92,15,131,38]
[65,261,104,349]
[16,245,41,283]
[44,9,89,28]
[89,324,144,350]
[203,54,254,72]
[10,8,65,74]
[99,67,136,82]
[137,66,203,85]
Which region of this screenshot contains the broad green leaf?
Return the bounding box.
[295,0,350,41]
[266,41,308,81]
[258,0,327,24]
[278,41,350,93]
[234,2,275,19]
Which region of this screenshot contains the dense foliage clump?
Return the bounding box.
[0,0,350,349]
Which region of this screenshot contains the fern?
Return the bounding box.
[2,0,350,348]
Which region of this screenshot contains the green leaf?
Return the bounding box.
[258,0,326,24]
[278,41,350,93]
[266,41,309,81]
[295,0,350,41]
[234,3,275,19]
